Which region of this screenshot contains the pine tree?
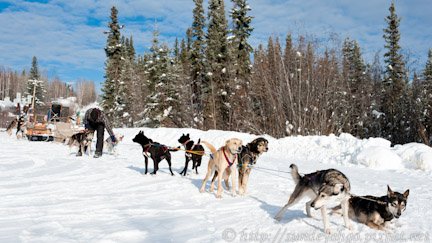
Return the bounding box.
[422,49,432,144]
[142,30,181,127]
[178,38,195,126]
[230,0,253,78]
[25,56,46,107]
[206,0,231,129]
[128,35,136,62]
[342,38,369,136]
[229,0,254,130]
[102,6,123,123]
[424,49,432,85]
[190,0,206,127]
[116,36,134,127]
[381,1,407,144]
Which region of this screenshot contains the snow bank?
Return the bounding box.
[274,133,432,172]
[394,143,432,171]
[0,99,15,109]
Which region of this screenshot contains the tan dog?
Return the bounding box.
[200,138,243,198]
[6,119,17,136]
[211,137,269,195]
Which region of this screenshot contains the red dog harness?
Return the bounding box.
[222,147,237,167]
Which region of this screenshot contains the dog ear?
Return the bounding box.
[225,139,231,146]
[187,133,189,136]
[403,189,409,198]
[387,185,394,196]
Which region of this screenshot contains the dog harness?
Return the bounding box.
[182,140,193,158]
[238,154,257,169]
[142,144,152,157]
[222,147,237,167]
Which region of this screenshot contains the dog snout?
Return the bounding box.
[266,147,269,151]
[310,202,315,208]
[396,211,401,218]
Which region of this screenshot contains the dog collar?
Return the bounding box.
[182,139,190,146]
[223,147,237,167]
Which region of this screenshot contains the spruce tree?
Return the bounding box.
[26,56,46,107]
[102,6,123,123]
[116,36,134,127]
[424,49,432,84]
[230,0,253,78]
[206,0,231,129]
[178,38,194,126]
[190,0,206,127]
[422,49,432,144]
[143,30,181,127]
[342,38,368,136]
[128,35,136,62]
[229,0,254,130]
[381,1,407,144]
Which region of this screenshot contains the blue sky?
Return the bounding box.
[0,0,431,92]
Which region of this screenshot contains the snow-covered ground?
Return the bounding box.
[0,128,431,243]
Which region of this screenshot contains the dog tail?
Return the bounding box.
[169,146,181,152]
[290,164,301,184]
[201,140,217,154]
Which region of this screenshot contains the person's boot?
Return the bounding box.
[93,151,102,158]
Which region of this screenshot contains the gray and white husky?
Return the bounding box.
[274,164,352,234]
[336,185,409,230]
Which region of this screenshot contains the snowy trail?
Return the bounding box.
[0,128,431,242]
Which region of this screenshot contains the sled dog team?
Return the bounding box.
[129,131,409,233]
[24,125,411,234]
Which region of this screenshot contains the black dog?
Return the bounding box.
[132,131,176,175]
[178,133,205,176]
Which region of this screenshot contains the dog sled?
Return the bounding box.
[26,103,78,142]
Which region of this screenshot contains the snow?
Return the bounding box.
[0,99,14,109]
[372,109,385,118]
[0,128,431,242]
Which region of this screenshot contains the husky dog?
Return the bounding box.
[178,133,205,176]
[6,118,17,136]
[15,116,26,139]
[69,131,94,156]
[274,164,352,234]
[104,134,124,155]
[132,131,178,175]
[341,185,409,230]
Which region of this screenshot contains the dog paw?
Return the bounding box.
[216,194,222,199]
[346,223,353,231]
[199,188,205,193]
[274,216,282,221]
[324,228,332,234]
